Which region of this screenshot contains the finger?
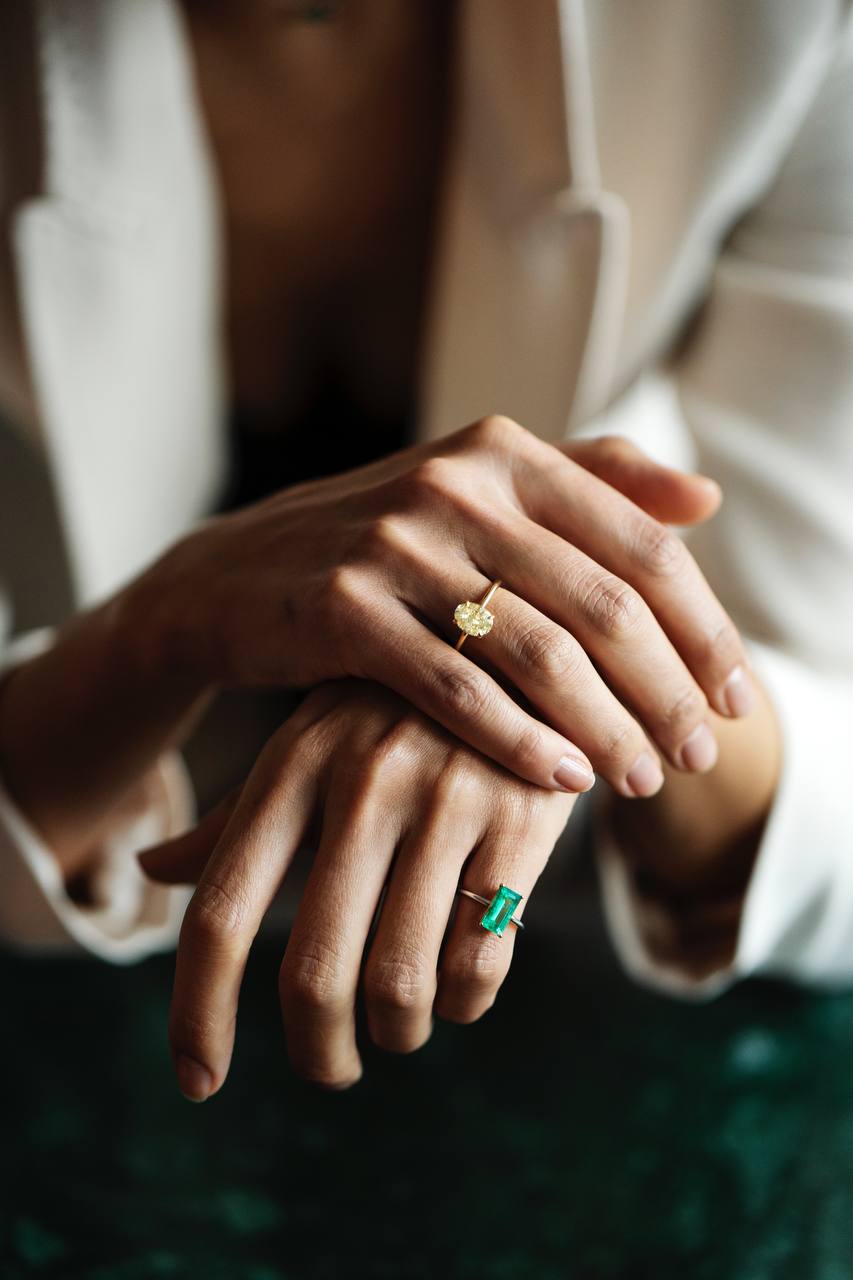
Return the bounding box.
[142,686,351,885]
[435,820,553,1026]
[416,563,662,797]
[362,765,483,1054]
[515,443,754,719]
[138,785,242,885]
[362,604,595,794]
[562,435,722,526]
[469,514,720,774]
[168,726,322,1101]
[279,741,412,1089]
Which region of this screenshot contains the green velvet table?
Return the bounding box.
[2,888,852,1280]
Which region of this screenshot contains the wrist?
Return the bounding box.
[608,672,782,901]
[113,546,215,700]
[0,571,212,885]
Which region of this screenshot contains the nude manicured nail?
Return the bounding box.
[176,1054,212,1103]
[723,665,756,718]
[626,752,664,797]
[677,722,718,772]
[554,754,595,793]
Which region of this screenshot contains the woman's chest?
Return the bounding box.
[183,1,454,422]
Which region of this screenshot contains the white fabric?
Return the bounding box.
[0,625,193,959]
[1,0,852,986]
[600,637,853,998]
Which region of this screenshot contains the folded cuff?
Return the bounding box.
[598,639,853,996]
[0,627,192,962]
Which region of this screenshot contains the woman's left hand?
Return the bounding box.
[139,681,576,1098]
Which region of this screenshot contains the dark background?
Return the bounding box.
[2,880,851,1280]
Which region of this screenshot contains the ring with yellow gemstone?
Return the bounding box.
[453,579,502,651]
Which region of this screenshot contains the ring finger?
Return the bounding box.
[449,511,717,774]
[435,828,550,1026]
[417,562,664,798]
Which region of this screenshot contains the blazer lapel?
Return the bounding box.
[12,0,226,605]
[417,0,630,446]
[12,0,631,611]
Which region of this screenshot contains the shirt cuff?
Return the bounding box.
[597,639,853,997]
[0,627,193,962]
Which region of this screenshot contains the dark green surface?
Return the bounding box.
[2,892,852,1280]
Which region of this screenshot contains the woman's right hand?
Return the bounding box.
[131,416,753,797]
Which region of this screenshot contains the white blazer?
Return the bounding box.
[2,0,853,993]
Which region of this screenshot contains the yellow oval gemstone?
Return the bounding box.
[454,601,495,638]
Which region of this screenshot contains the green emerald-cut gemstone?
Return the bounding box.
[480,885,523,938]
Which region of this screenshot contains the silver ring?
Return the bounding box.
[458,887,525,933]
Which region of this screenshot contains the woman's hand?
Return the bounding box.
[132,419,752,798]
[605,671,783,978]
[139,681,576,1098]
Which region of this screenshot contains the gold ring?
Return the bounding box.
[453,579,502,651]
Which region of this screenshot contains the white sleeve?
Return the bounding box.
[598,13,853,994]
[0,621,192,963]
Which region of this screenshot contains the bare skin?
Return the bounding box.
[143,680,578,1095]
[181,0,455,423]
[138,667,779,1098]
[0,0,781,1094]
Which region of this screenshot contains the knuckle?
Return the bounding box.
[702,618,742,670]
[633,520,686,579]
[496,784,543,832]
[596,720,638,769]
[340,721,421,804]
[596,433,636,462]
[283,715,331,770]
[407,456,459,501]
[281,937,349,1013]
[514,622,584,687]
[357,515,408,560]
[432,664,492,722]
[365,719,422,778]
[169,1009,219,1055]
[467,413,524,453]
[659,685,707,738]
[185,879,250,947]
[510,723,547,776]
[429,751,485,810]
[364,951,433,1013]
[323,564,367,628]
[443,936,505,995]
[260,724,319,789]
[326,563,360,603]
[581,574,643,640]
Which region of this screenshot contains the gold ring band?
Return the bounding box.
[453,579,502,650]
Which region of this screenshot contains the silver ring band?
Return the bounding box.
[458,887,525,931]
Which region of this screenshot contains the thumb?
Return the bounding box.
[137,784,242,885]
[562,434,722,525]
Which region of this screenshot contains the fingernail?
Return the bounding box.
[677,722,718,772]
[176,1054,212,1102]
[317,1075,362,1092]
[695,475,722,502]
[723,665,756,718]
[626,752,664,797]
[554,753,595,792]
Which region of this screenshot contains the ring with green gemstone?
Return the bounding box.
[458,885,525,938]
[453,579,502,651]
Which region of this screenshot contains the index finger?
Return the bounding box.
[519,447,754,718]
[168,734,320,1101]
